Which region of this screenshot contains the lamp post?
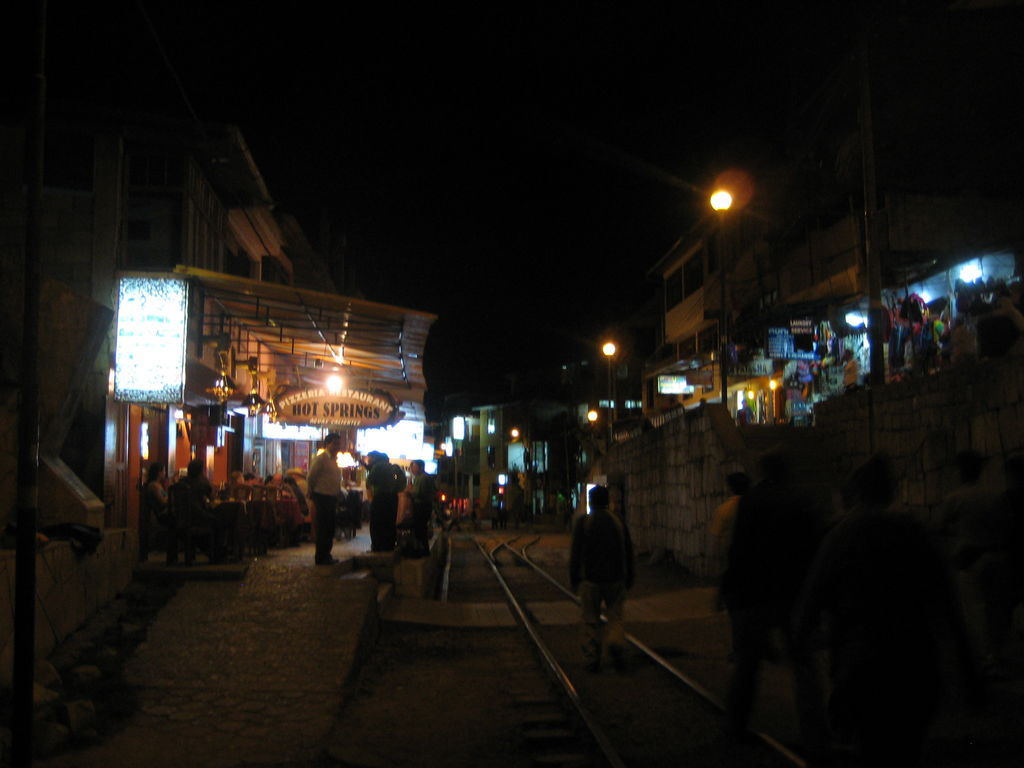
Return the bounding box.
[710,189,733,408]
[601,341,616,443]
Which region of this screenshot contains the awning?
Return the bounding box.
[174,266,436,405]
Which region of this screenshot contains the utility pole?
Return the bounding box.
[14,2,46,765]
[860,18,885,389]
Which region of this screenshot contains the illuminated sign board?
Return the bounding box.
[114,276,188,403]
[261,416,324,442]
[768,327,817,360]
[356,418,425,460]
[657,375,695,395]
[272,387,399,428]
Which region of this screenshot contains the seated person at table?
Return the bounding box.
[180,458,214,503]
[264,473,290,499]
[281,475,308,545]
[178,459,233,563]
[227,470,252,501]
[143,462,170,550]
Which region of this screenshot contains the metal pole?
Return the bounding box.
[860,18,884,389]
[606,357,613,444]
[719,217,729,407]
[14,2,47,764]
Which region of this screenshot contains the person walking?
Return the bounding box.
[403,459,435,556]
[937,449,1012,673]
[710,471,751,658]
[506,475,525,528]
[367,451,402,552]
[795,453,981,767]
[569,485,634,672]
[720,451,829,755]
[307,433,342,565]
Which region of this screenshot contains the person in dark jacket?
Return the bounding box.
[570,485,634,672]
[366,451,401,552]
[794,453,981,767]
[720,451,829,755]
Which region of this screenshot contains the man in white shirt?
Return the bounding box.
[307,433,342,565]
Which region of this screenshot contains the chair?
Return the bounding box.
[229,484,253,502]
[166,483,214,565]
[213,501,244,561]
[247,500,277,554]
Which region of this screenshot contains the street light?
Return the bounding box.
[601,341,616,442]
[710,189,733,407]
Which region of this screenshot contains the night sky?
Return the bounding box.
[38,1,1019,414]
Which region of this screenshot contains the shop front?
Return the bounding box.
[110,268,435,555]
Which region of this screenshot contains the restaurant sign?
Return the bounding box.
[272,387,400,428]
[114,275,188,403]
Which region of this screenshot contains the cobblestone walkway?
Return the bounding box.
[39,546,377,768]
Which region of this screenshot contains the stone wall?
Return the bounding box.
[603,405,745,579]
[0,529,137,689]
[815,355,1024,525]
[601,356,1024,578]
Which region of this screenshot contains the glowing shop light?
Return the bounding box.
[845,312,867,328]
[336,451,359,469]
[587,409,599,423]
[769,379,779,391]
[326,375,343,395]
[498,473,507,486]
[747,390,756,400]
[918,291,932,304]
[452,416,466,441]
[510,428,520,439]
[959,261,983,283]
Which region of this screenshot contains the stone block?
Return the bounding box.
[60,699,97,736]
[33,721,69,759]
[35,660,62,690]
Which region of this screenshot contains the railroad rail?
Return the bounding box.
[465,532,807,767]
[504,537,808,768]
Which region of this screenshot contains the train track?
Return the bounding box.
[465,533,808,768]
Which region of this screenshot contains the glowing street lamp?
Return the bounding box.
[587,409,599,423]
[510,427,520,439]
[710,189,733,212]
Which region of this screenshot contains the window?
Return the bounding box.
[698,325,718,353]
[665,267,683,309]
[262,257,289,285]
[126,220,151,241]
[683,256,703,297]
[679,335,697,358]
[224,248,251,277]
[44,131,93,191]
[128,153,183,189]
